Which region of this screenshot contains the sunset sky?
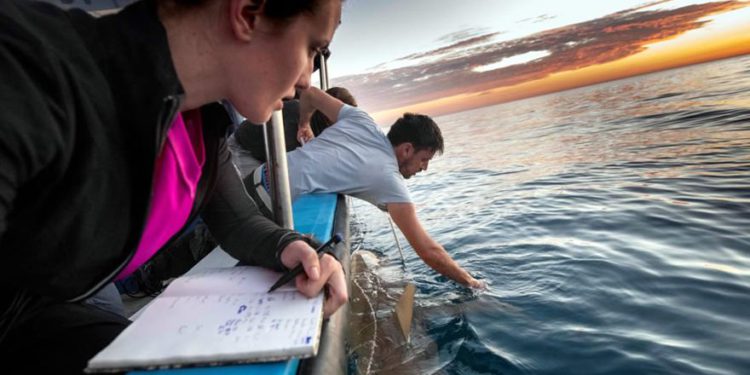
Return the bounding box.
[326,0,750,123]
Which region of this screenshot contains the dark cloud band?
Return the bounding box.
[334,1,747,113]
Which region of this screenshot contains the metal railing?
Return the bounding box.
[264,52,330,229]
[264,111,295,229]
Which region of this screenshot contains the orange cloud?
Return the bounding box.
[332,1,750,123]
[370,14,750,124]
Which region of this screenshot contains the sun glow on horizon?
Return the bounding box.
[370,5,750,124]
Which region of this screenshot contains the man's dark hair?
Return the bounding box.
[387,113,444,155]
[310,86,357,136]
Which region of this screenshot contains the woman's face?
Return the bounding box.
[229,0,342,124]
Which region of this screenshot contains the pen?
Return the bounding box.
[267,233,343,293]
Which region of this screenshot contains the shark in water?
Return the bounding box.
[347,250,525,374]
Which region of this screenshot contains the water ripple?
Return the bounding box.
[351,56,750,374]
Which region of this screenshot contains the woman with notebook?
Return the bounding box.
[0,0,346,373]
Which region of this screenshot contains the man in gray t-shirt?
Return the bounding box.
[287,104,410,210]
[238,87,484,289]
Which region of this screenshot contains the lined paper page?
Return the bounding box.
[88,267,323,371]
[163,266,297,296]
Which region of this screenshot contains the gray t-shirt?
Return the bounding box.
[286,105,411,210]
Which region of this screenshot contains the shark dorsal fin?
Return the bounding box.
[394,283,416,345]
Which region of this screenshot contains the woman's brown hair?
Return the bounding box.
[160,0,330,21]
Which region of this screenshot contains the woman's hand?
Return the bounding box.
[280,240,348,317]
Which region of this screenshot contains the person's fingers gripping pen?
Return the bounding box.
[280,240,348,317]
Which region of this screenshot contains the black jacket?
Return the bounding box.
[0,0,301,304]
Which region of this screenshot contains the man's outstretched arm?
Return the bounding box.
[387,202,485,288]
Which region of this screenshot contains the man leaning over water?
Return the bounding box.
[240,87,486,289]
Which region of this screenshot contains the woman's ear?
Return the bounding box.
[228,0,265,42]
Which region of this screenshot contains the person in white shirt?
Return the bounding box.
[239,87,485,289]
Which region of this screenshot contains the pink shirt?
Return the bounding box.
[116,110,205,280]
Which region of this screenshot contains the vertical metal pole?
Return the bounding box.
[318,53,329,91]
[264,51,329,230]
[264,110,294,229]
[261,122,272,170]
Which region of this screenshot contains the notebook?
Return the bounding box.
[86,266,324,373]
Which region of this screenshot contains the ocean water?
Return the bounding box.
[347,55,750,375]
